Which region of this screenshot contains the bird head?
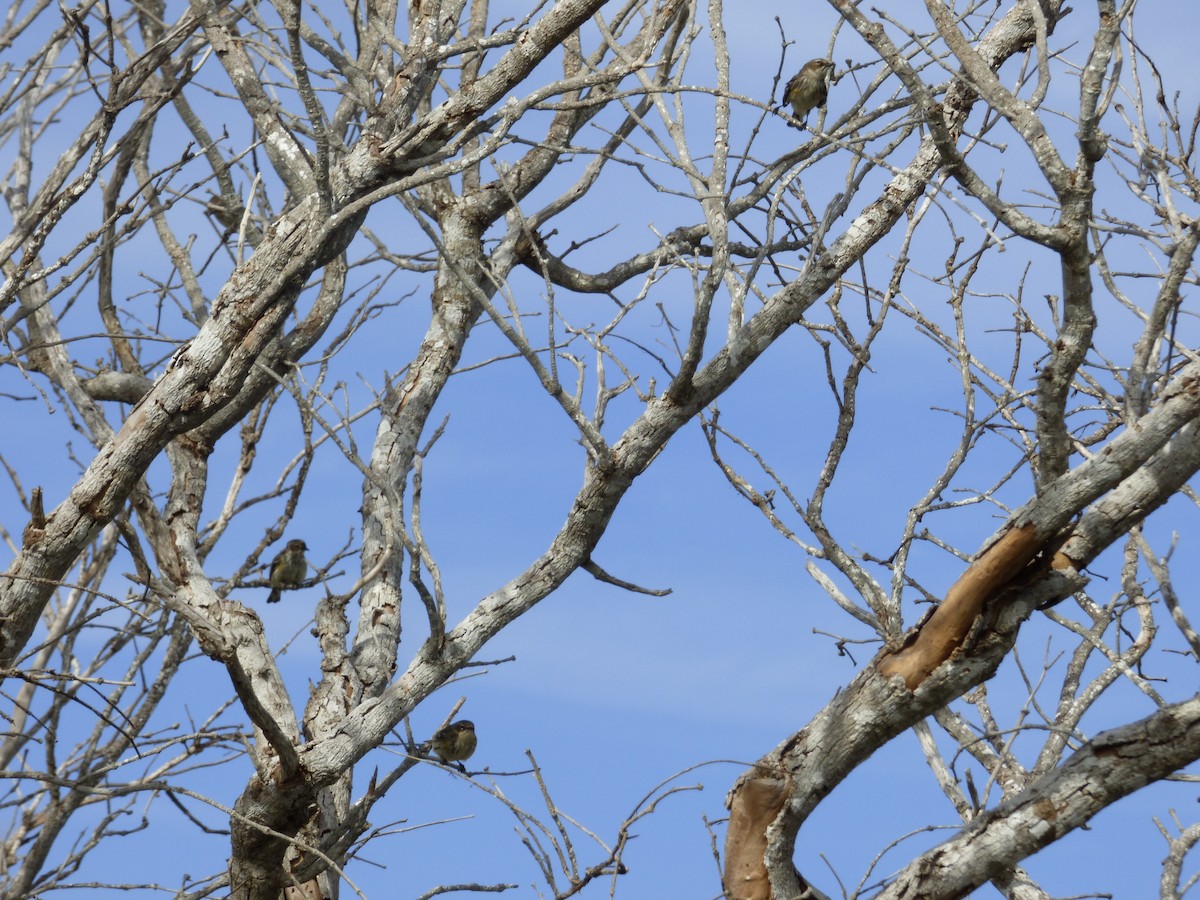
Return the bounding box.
[808,58,834,81]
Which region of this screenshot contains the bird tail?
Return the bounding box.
[267,588,281,603]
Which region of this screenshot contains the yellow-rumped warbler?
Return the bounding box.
[782,58,835,127]
[429,720,477,771]
[266,538,309,603]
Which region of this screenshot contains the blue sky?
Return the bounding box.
[2,1,1199,898]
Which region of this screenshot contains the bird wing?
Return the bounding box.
[781,72,800,106]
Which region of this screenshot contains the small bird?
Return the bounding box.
[429,720,477,772]
[266,538,309,603]
[781,58,835,127]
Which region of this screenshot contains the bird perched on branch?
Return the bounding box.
[782,58,835,127]
[430,720,477,772]
[266,538,309,603]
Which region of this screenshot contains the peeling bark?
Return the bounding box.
[878,524,1041,689]
[723,771,791,900]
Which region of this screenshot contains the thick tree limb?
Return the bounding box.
[875,696,1200,899]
